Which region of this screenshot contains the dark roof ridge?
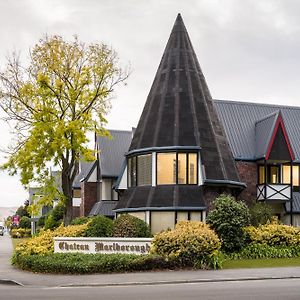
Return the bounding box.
[214,99,300,110]
[255,110,280,125]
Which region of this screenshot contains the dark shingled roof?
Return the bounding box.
[214,100,300,161]
[97,130,132,177]
[115,185,206,212]
[129,14,240,183]
[89,201,118,217]
[73,161,96,188]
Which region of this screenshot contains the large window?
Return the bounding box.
[282,165,299,189]
[258,164,299,188]
[157,152,198,185]
[128,154,152,187]
[157,153,176,185]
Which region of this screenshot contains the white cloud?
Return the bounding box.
[0,0,300,206]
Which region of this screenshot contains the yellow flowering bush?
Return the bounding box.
[11,228,31,238]
[15,223,89,256]
[244,221,300,247]
[151,221,221,267]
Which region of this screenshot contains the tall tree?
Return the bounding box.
[0,35,128,224]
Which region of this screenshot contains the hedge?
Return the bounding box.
[11,252,184,274]
[227,243,300,260]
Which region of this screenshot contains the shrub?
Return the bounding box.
[11,228,31,238]
[206,194,250,252]
[84,216,113,237]
[19,216,31,229]
[151,221,222,269]
[14,223,89,256]
[12,253,180,274]
[228,243,300,260]
[71,216,91,225]
[249,203,273,226]
[112,214,151,238]
[44,214,62,230]
[37,215,46,227]
[244,221,300,247]
[44,204,65,230]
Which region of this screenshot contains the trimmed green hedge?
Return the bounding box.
[227,243,300,260]
[12,253,180,274]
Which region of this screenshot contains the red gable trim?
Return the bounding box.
[265,115,295,161]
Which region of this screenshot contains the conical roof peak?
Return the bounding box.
[129,15,240,182]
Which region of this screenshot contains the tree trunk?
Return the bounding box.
[61,167,73,225]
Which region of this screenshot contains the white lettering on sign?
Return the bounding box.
[54,237,152,255]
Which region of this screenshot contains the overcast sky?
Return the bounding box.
[0,0,300,208]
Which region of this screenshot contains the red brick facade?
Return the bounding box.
[236,161,257,206]
[80,182,98,216]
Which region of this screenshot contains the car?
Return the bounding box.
[0,226,4,236]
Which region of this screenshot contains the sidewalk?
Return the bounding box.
[1,234,300,287]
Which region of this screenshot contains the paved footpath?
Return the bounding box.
[1,233,300,287]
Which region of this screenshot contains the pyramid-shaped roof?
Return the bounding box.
[129,14,240,182]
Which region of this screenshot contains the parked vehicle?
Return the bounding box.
[0,226,4,236]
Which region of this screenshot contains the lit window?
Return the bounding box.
[188,153,197,184]
[157,152,198,185]
[269,166,280,184]
[178,153,187,184]
[258,166,265,184]
[157,153,176,185]
[282,165,299,187]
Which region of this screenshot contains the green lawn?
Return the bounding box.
[11,238,30,250]
[223,257,300,269]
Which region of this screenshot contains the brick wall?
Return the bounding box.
[236,161,257,206]
[80,182,98,216]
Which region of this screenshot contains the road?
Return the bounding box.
[1,278,300,300]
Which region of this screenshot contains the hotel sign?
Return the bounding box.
[54,237,152,255]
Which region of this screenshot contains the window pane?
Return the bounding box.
[259,166,265,184]
[269,166,279,184]
[293,166,299,187]
[178,153,187,184]
[137,154,152,186]
[157,153,176,185]
[282,165,291,184]
[188,153,197,184]
[128,157,137,187]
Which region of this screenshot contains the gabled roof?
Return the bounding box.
[89,200,118,217]
[73,161,96,188]
[255,111,279,159]
[214,100,300,161]
[96,130,132,177]
[128,14,240,183]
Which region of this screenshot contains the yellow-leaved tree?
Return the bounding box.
[0,35,128,224]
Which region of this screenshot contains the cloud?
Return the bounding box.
[0,0,300,207]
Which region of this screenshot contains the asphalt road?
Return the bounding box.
[1,278,300,300]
